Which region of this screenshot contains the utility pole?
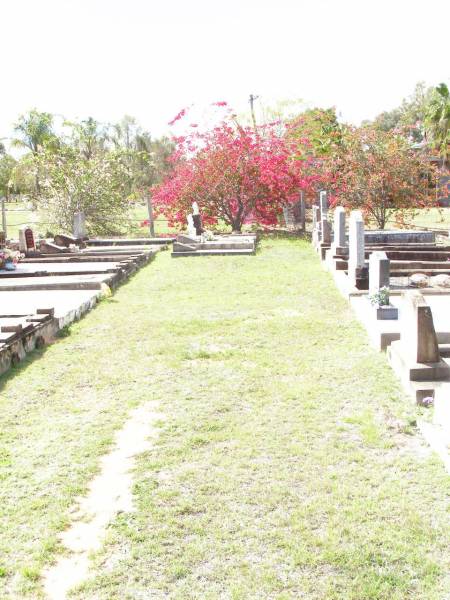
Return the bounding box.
[249,94,259,131]
[146,193,155,238]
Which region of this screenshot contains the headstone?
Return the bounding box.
[311,205,317,228]
[331,207,347,256]
[320,218,331,244]
[283,206,292,228]
[312,205,321,246]
[18,226,36,252]
[348,211,365,269]
[401,292,440,364]
[299,191,306,230]
[319,191,328,219]
[73,212,87,239]
[348,211,367,287]
[369,251,390,297]
[368,251,398,319]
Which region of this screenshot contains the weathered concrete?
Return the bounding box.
[364,230,435,245]
[86,237,173,246]
[388,291,450,381]
[171,234,256,257]
[0,274,115,291]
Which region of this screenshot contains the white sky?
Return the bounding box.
[1,0,449,146]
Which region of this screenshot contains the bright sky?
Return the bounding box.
[1,0,449,146]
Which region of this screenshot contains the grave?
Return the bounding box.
[283,192,306,230]
[172,234,256,257]
[171,203,256,257]
[387,291,450,381]
[0,237,166,375]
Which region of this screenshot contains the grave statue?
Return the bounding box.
[191,202,204,236]
[187,214,197,238]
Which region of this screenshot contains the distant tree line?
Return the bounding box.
[0,111,173,234]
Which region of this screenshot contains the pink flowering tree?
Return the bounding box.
[152,105,317,232]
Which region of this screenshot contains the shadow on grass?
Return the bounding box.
[0,343,52,393]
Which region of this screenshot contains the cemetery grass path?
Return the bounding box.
[0,237,450,599]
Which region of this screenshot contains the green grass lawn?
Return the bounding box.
[1,237,450,599]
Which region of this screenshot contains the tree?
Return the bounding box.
[65,117,108,160]
[11,109,58,199]
[286,107,343,157]
[328,126,438,229]
[0,155,17,198]
[109,116,174,190]
[37,146,134,235]
[425,82,450,165]
[152,113,316,232]
[369,82,433,142]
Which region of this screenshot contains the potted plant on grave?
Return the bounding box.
[368,286,398,320]
[0,249,23,271]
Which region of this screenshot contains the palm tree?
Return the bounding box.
[425,83,450,167]
[11,109,56,197]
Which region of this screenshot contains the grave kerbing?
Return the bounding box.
[388,291,450,382]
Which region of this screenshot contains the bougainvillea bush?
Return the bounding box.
[327,126,438,229]
[152,106,317,232]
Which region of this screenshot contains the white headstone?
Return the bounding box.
[18,226,28,252]
[73,212,87,239]
[312,205,320,230]
[333,207,346,248]
[369,251,390,297]
[319,191,328,219]
[348,211,365,271]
